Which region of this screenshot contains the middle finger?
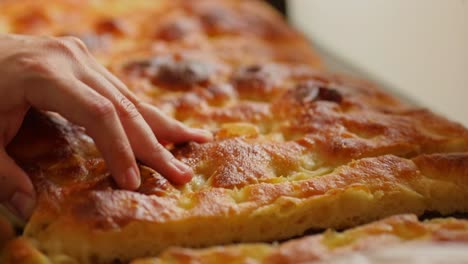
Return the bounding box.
[79,68,194,184]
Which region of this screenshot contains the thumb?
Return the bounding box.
[0,150,36,220]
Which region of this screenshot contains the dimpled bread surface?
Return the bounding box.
[1,0,468,263]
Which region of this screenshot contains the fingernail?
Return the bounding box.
[9,192,35,220]
[173,160,193,176]
[125,167,141,190]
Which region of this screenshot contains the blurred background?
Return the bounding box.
[286,0,467,126]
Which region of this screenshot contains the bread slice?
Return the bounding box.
[132,214,468,264]
[5,214,468,264]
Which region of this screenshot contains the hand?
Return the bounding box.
[0,34,212,219]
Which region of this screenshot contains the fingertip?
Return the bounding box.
[0,213,15,244]
[123,167,141,190]
[190,128,214,142]
[6,191,36,220]
[171,160,194,185]
[21,175,36,197]
[0,151,37,220]
[171,172,193,185]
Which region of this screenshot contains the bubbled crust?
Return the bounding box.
[134,214,468,264]
[2,0,468,263]
[8,112,468,262]
[0,0,322,66]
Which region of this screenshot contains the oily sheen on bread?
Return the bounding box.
[2,0,468,263]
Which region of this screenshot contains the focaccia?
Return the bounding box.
[3,214,468,264]
[130,214,468,264]
[6,214,468,263]
[1,0,468,263]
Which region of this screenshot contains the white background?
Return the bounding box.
[290,0,468,126]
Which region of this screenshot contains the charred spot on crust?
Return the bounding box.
[123,56,218,90]
[205,83,236,102]
[244,65,262,73]
[271,81,343,118]
[153,57,215,88]
[193,2,292,39]
[294,82,343,104]
[95,18,129,36]
[318,87,343,103]
[232,64,286,99]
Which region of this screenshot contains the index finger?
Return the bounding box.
[25,77,140,190]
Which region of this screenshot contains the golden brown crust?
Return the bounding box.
[1,0,322,67]
[133,214,468,264]
[2,0,468,263]
[4,215,468,264]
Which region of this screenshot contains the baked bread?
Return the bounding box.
[2,0,468,263]
[0,0,322,66]
[5,214,468,263]
[130,214,468,264]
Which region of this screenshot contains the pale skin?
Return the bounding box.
[0,34,212,220]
